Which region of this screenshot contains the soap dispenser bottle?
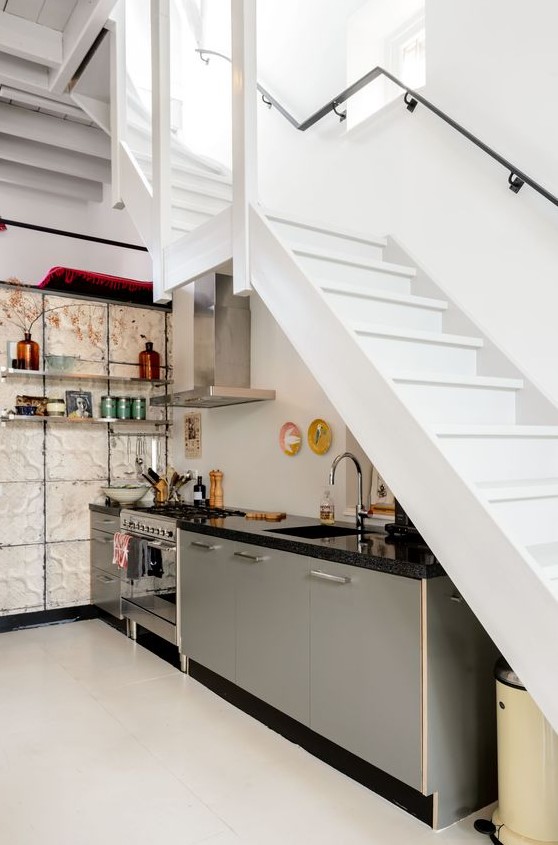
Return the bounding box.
[319,488,335,525]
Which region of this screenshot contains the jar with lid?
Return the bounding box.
[131,397,146,420]
[100,395,116,419]
[46,398,65,417]
[116,396,131,419]
[319,488,335,525]
[139,342,160,380]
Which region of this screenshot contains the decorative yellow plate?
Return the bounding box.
[279,421,302,456]
[307,418,332,455]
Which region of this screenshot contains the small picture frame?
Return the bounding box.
[370,465,395,512]
[65,390,93,419]
[6,340,18,368]
[184,412,201,458]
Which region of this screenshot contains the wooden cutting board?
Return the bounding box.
[245,512,287,521]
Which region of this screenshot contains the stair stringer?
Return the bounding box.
[249,203,558,734]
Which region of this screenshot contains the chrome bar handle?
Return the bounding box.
[97,574,114,584]
[310,569,352,584]
[234,551,268,563]
[95,537,113,545]
[191,541,222,551]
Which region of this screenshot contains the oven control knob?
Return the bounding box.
[139,524,145,531]
[166,530,173,538]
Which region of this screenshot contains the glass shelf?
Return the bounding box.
[0,367,172,387]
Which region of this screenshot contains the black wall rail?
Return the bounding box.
[197,48,558,209]
[0,217,149,251]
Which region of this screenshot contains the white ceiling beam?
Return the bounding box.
[0,133,110,182]
[0,53,75,101]
[71,92,110,133]
[0,159,103,201]
[0,10,63,67]
[0,84,87,119]
[0,102,110,158]
[48,0,120,94]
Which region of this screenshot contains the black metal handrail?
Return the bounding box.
[196,48,558,208]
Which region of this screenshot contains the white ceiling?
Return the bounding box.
[1,0,78,32]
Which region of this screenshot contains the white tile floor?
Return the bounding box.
[0,620,493,844]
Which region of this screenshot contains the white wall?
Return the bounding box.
[0,183,152,284]
[254,0,558,407]
[171,291,349,517]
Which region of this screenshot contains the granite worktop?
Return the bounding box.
[178,513,444,580]
[89,502,444,579]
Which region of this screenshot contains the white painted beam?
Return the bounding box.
[151,0,172,302]
[0,102,110,158]
[0,134,110,182]
[71,92,110,133]
[0,10,62,67]
[163,206,233,292]
[0,159,103,201]
[0,53,73,100]
[0,85,86,120]
[118,141,153,252]
[48,0,119,94]
[231,0,258,295]
[107,13,125,207]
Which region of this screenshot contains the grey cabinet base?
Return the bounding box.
[188,659,435,828]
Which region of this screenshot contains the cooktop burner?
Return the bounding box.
[141,504,246,520]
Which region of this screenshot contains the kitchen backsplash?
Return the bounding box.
[0,283,172,617]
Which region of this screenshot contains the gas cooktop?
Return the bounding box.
[139,504,246,520]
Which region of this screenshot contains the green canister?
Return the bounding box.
[116,396,131,419]
[100,395,116,418]
[131,397,146,420]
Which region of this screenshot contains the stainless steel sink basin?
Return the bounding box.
[264,524,366,540]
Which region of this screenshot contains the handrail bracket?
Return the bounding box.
[404,92,418,112]
[332,100,347,122]
[508,172,525,194]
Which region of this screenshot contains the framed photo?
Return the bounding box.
[184,412,201,458]
[65,390,93,419]
[6,340,18,368]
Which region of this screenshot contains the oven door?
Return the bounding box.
[121,536,177,628]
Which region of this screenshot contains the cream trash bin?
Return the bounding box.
[491,658,558,845]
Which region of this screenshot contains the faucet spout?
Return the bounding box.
[328,451,368,532]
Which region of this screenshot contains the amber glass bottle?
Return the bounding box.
[139,341,160,380]
[17,332,40,370]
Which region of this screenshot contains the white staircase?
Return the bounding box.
[248,204,558,734]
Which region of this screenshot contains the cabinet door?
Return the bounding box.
[90,528,118,576]
[310,561,422,789]
[235,543,310,724]
[179,531,236,681]
[91,565,121,619]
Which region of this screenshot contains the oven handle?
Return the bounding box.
[124,531,176,551]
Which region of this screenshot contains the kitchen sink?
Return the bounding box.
[264,524,367,540]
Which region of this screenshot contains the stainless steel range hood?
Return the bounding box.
[155,273,276,409]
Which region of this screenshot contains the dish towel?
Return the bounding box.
[113,532,131,569]
[127,537,147,580]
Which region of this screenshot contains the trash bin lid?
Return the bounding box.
[494,656,526,690]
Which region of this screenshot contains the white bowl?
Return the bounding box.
[101,485,149,505]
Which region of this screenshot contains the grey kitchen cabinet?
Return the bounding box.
[234,541,310,724]
[90,511,123,619]
[180,531,236,681]
[309,561,422,789]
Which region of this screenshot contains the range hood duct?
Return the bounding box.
[161,273,275,409]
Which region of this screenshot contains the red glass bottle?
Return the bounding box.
[17,332,40,370]
[139,341,160,380]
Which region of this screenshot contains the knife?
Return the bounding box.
[147,467,161,483]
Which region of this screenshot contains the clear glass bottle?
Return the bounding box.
[319,488,335,525]
[139,341,160,380]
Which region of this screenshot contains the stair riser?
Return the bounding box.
[271,220,384,261]
[396,384,517,425]
[357,335,478,376]
[296,254,412,295]
[490,498,558,547]
[139,161,233,199]
[324,291,443,332]
[438,437,558,484]
[172,205,214,227]
[171,186,231,213]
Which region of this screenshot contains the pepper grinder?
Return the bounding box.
[213,470,223,508]
[209,471,216,507]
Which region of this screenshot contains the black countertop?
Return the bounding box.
[89,502,444,579]
[178,513,444,580]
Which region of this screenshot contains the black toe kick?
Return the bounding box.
[188,660,434,828]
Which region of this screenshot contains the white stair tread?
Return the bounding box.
[435,425,558,438]
[171,198,215,216]
[477,478,558,501]
[292,247,416,278]
[132,149,232,185]
[320,283,448,311]
[263,206,387,248]
[526,542,558,577]
[171,220,197,233]
[393,373,523,389]
[171,179,232,201]
[353,323,483,348]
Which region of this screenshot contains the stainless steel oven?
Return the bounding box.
[119,510,179,652]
